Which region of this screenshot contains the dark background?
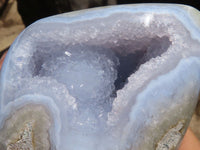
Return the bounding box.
[118,0,200,9]
[16,0,200,26]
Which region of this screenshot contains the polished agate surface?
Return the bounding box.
[0,4,200,150]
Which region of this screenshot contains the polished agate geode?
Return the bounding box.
[0,4,200,150]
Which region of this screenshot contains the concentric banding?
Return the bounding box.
[0,4,200,150]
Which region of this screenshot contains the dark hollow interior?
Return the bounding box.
[113,35,171,90]
[30,35,171,92]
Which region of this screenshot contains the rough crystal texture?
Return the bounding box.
[0,4,200,150]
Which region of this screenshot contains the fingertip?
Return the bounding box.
[179,128,200,150]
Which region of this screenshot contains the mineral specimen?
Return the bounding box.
[0,4,200,150]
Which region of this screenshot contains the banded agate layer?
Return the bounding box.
[0,4,200,150]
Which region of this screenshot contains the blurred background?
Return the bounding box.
[0,0,200,139]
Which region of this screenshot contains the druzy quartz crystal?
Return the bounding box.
[0,4,200,150]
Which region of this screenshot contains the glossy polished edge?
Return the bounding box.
[1,4,200,108]
[0,4,200,149]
